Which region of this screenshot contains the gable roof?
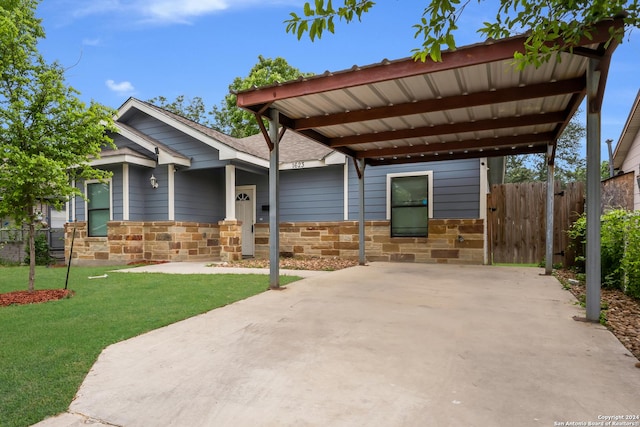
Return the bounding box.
[237,18,622,167]
[93,146,158,168]
[241,132,334,163]
[114,122,191,167]
[115,97,341,168]
[613,90,640,170]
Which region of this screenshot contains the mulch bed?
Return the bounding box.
[555,269,640,364]
[127,260,169,266]
[212,256,359,271]
[0,289,73,307]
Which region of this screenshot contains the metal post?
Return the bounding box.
[358,159,366,265]
[268,110,280,289]
[545,145,555,275]
[605,139,614,178]
[65,223,76,290]
[586,58,602,322]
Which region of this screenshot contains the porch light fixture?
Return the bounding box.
[150,174,159,189]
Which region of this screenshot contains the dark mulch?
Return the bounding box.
[127,260,169,266]
[0,289,73,307]
[212,256,359,271]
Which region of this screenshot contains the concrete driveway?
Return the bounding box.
[35,263,640,427]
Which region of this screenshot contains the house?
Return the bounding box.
[612,90,640,211]
[65,97,487,265]
[0,203,66,264]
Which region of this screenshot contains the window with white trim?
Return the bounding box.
[386,171,433,237]
[86,182,110,237]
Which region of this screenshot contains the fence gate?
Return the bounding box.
[487,182,584,266]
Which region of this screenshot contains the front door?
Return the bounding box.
[235,186,256,257]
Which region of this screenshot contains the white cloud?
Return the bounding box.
[68,0,291,24]
[72,0,122,18]
[143,0,229,23]
[106,79,135,95]
[82,38,101,46]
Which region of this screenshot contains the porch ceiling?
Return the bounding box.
[236,19,622,166]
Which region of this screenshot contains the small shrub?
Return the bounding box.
[568,209,640,299]
[621,211,640,299]
[600,209,626,289]
[567,214,586,272]
[24,233,53,266]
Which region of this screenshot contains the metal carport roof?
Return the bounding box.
[237,18,621,167]
[236,18,624,322]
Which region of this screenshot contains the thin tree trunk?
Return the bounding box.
[28,208,36,292]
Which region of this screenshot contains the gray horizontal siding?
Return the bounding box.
[279,167,343,222]
[74,179,84,221]
[175,169,225,222]
[348,159,481,219]
[237,166,344,222]
[143,166,169,220]
[126,112,225,170]
[128,165,149,220]
[112,134,150,155]
[111,166,123,220]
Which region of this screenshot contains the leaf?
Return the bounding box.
[429,45,442,62]
[303,2,314,16]
[297,20,308,40]
[327,16,335,33]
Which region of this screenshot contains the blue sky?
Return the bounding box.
[36,0,639,157]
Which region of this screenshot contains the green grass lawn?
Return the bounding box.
[0,265,300,427]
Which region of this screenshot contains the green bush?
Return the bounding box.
[566,214,586,271]
[600,209,626,288]
[24,233,53,266]
[568,209,640,299]
[622,212,640,299]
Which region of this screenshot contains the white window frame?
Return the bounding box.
[84,178,113,237]
[386,171,434,220]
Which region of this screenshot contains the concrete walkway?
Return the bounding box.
[34,263,640,427]
[118,261,329,278]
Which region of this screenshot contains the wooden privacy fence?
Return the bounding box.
[487,182,585,266]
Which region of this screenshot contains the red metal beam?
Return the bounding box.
[356,132,555,159]
[329,111,566,147]
[292,78,585,130]
[366,144,546,166]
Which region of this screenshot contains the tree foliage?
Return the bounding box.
[147,95,211,126]
[505,113,586,184]
[285,0,639,66]
[0,0,116,291]
[211,55,313,137]
[149,56,313,138]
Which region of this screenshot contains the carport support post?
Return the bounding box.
[268,110,280,289]
[357,159,366,265]
[585,58,602,322]
[545,145,554,275]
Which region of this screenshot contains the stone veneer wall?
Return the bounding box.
[255,219,484,264]
[218,220,243,262]
[65,221,222,265]
[66,219,484,265]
